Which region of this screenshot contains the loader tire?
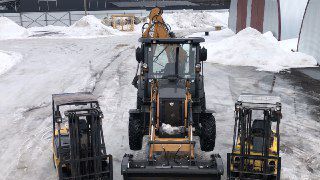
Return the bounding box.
[129,115,143,150]
[200,114,216,151]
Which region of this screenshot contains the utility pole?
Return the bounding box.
[84,0,88,15]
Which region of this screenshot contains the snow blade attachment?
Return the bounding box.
[121,154,224,180]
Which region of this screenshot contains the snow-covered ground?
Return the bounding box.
[0,50,22,75]
[0,11,319,180]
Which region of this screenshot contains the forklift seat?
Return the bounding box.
[252,119,265,137]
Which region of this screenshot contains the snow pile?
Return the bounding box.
[205,28,317,72]
[0,17,29,39]
[160,123,183,135]
[66,15,118,37]
[163,10,227,31]
[0,50,22,75]
[279,38,298,52]
[27,15,122,38]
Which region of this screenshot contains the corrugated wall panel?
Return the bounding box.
[263,0,281,40]
[298,0,320,64]
[228,0,238,33]
[246,0,252,26]
[236,0,248,32]
[251,0,265,32]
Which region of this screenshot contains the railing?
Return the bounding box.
[0,9,226,28]
[0,10,150,27]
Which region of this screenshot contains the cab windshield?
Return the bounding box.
[147,43,196,79]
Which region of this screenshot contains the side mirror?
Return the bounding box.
[199,47,207,61]
[136,47,144,63]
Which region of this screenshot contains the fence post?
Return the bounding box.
[68,11,72,26]
[45,12,48,26]
[19,12,23,27]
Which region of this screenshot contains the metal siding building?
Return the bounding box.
[1,0,230,12]
[298,0,320,64]
[228,0,281,40]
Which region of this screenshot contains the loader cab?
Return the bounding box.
[227,94,282,180]
[52,92,113,180]
[133,38,209,135]
[136,38,207,80]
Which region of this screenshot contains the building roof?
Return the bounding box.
[110,1,199,8]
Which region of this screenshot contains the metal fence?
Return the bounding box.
[0,9,220,28]
[0,10,149,27]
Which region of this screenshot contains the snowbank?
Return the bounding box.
[163,10,228,32]
[280,38,298,52]
[0,17,29,39]
[66,15,119,37]
[204,28,317,72]
[0,50,22,75]
[2,15,121,39]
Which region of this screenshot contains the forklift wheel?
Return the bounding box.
[200,114,216,151]
[129,115,143,150]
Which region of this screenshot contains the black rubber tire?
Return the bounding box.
[137,97,143,109]
[129,115,143,150]
[200,113,216,152]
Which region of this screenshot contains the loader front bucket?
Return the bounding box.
[121,154,224,180]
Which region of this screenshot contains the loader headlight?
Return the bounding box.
[276,106,281,111]
[195,64,201,72]
[142,63,148,73]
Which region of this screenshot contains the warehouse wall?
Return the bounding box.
[228,0,280,40]
[280,0,308,39]
[298,0,320,64]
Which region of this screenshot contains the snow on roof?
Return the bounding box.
[52,92,98,106]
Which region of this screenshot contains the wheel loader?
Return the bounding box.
[52,92,113,180]
[121,7,223,180]
[227,94,282,180]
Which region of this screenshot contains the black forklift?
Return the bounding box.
[227,94,282,180]
[52,92,113,180]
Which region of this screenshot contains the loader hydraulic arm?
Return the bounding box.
[142,7,172,38]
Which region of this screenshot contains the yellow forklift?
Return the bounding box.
[52,92,113,180]
[227,94,282,180]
